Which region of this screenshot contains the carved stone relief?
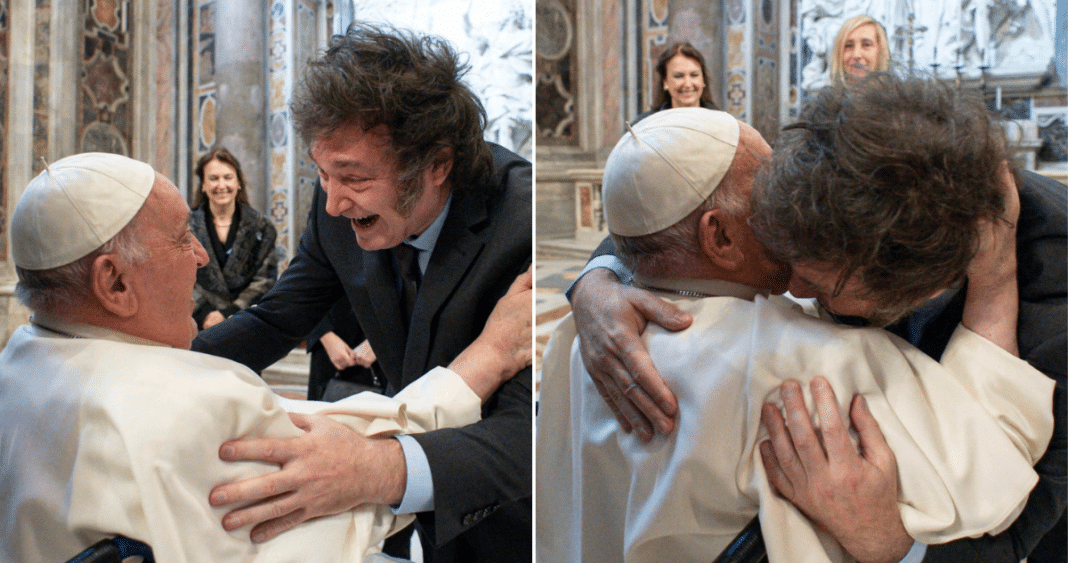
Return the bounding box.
[799,0,1057,91]
[536,0,576,145]
[344,0,534,158]
[193,1,217,158]
[80,0,133,156]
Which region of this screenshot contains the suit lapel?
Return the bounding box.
[402,191,488,383]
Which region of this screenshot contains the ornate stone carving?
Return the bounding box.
[1038,115,1067,162]
[80,0,132,157]
[81,121,129,155]
[83,51,129,114]
[537,0,572,61]
[344,0,534,157]
[799,0,1057,91]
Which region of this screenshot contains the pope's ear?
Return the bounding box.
[90,254,137,318]
[698,209,744,271]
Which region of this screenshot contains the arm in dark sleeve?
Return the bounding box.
[562,235,622,302]
[924,350,1066,563]
[406,147,532,547]
[306,299,364,349]
[414,364,532,546]
[305,312,336,352]
[924,171,1067,562]
[192,189,345,372]
[591,234,616,260]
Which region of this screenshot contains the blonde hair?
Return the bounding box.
[829,15,890,84]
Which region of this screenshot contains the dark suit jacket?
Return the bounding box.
[192,143,532,562]
[189,203,278,326]
[901,171,1066,563]
[588,170,1067,562]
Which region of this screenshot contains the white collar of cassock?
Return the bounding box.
[31,312,170,347]
[632,273,768,301]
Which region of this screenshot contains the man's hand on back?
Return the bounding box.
[209,413,406,543]
[760,377,913,563]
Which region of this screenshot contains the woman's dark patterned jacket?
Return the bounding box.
[189,203,278,325]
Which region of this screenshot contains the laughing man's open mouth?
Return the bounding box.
[352,215,379,229]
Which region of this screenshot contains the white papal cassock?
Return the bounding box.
[536,277,1054,563]
[0,314,482,563]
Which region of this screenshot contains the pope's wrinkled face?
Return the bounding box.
[663,54,705,108]
[126,176,209,349]
[841,24,880,78]
[311,123,449,251]
[732,212,793,295]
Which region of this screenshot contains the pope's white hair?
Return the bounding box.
[15,209,149,314]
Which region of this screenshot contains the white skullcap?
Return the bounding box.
[603,108,740,236]
[13,152,154,270]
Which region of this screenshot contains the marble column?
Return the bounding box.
[214,0,268,211]
[2,0,41,342]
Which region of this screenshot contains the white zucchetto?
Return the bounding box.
[603,108,740,237]
[13,152,154,270]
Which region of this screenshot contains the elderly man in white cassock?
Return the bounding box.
[535,108,1055,563]
[0,152,530,563]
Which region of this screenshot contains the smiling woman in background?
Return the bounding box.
[189,147,278,330]
[830,15,890,84]
[633,42,718,124]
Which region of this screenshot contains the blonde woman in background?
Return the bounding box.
[830,15,890,84]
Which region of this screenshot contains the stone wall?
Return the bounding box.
[796,0,1066,171]
[0,0,320,345]
[0,0,168,346]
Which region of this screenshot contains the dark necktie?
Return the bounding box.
[392,243,421,329]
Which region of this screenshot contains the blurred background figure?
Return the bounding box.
[190,147,278,330]
[634,42,719,124]
[830,15,891,84]
[306,299,383,402]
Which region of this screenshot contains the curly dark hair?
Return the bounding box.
[291,23,493,214]
[192,147,250,210]
[750,74,1011,322]
[652,42,716,110]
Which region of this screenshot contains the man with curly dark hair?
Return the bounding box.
[193,23,533,562]
[750,75,1010,327]
[749,75,1066,563]
[568,74,1066,563]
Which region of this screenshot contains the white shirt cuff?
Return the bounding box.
[564,255,634,302]
[392,434,434,514]
[898,541,927,563]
